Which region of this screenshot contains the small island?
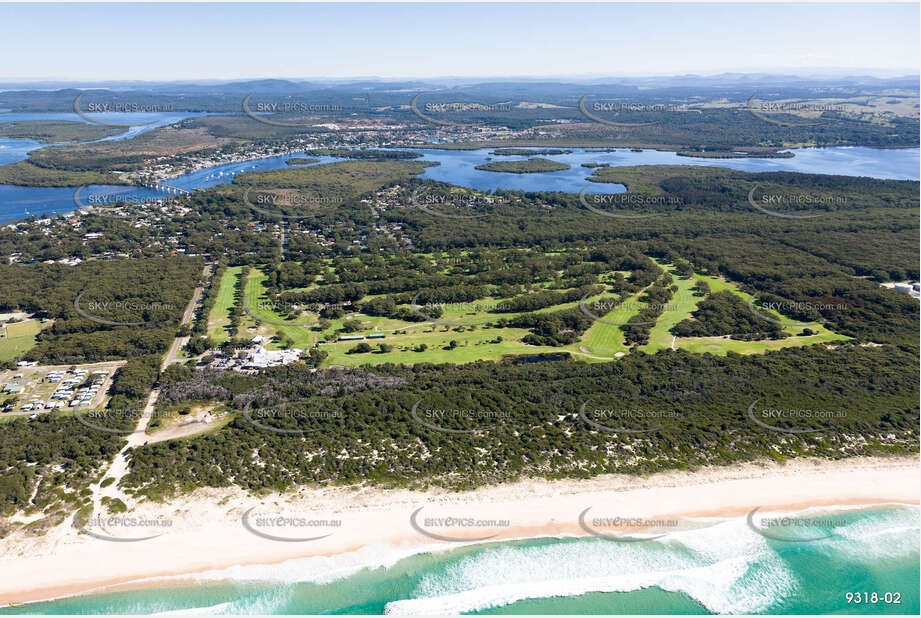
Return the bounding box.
[581,162,610,168]
[489,148,573,156]
[475,157,571,174]
[676,149,794,159]
[285,157,320,166]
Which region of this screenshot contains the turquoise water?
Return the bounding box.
[6,505,918,615]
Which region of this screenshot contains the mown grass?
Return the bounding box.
[0,319,43,361]
[207,266,244,343]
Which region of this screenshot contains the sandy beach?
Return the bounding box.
[1,455,918,605]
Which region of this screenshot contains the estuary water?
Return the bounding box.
[0,137,918,224]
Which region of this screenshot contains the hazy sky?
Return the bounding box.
[1,2,918,81]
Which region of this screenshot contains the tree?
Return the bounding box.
[347,342,372,354]
[693,280,710,297]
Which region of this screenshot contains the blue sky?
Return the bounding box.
[0,2,917,80]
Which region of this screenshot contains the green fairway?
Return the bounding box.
[566,290,647,358]
[678,331,848,355]
[644,261,851,354]
[320,326,559,367]
[638,261,705,353]
[241,268,313,346]
[207,266,245,343]
[232,255,851,367]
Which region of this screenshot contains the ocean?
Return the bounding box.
[6,505,918,615]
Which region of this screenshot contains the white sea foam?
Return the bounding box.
[830,505,920,561]
[384,556,788,615]
[153,601,233,614]
[386,517,796,615]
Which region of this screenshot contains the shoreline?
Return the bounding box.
[2,455,918,605]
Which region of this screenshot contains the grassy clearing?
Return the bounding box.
[0,320,43,361]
